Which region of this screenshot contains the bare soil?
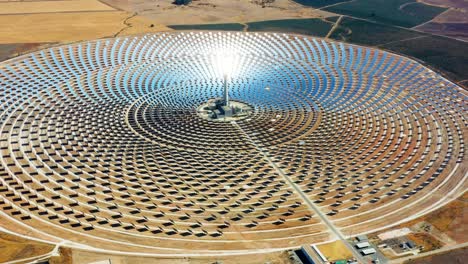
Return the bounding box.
[415,0,468,41]
[71,248,292,264]
[404,246,467,264]
[99,0,334,25]
[0,231,54,263]
[418,0,468,9]
[369,191,468,245]
[0,42,55,62]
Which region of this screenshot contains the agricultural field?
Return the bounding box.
[0,0,113,14]
[169,23,244,31]
[419,0,467,9]
[329,16,424,45]
[294,0,447,27]
[246,18,334,36]
[295,0,468,41]
[404,247,467,264]
[381,34,468,83]
[0,0,170,44]
[291,0,349,8]
[417,22,468,41]
[100,0,333,25]
[415,1,468,41]
[324,16,468,84]
[169,18,335,37]
[0,12,169,44]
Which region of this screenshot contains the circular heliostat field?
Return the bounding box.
[0,32,466,255]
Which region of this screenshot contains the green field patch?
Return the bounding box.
[324,16,341,23]
[168,23,244,31]
[328,17,468,81]
[330,17,424,45]
[399,2,447,21]
[246,18,333,37]
[382,35,468,81]
[292,0,350,8]
[324,0,447,28]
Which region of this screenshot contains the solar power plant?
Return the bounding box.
[0,31,466,256]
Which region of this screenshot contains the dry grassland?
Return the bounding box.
[316,240,354,261]
[100,0,334,25]
[421,192,468,243]
[0,0,113,14]
[0,11,170,43]
[369,191,467,245]
[71,249,292,264]
[407,233,444,252]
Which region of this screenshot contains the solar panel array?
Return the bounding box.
[0,32,466,255]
